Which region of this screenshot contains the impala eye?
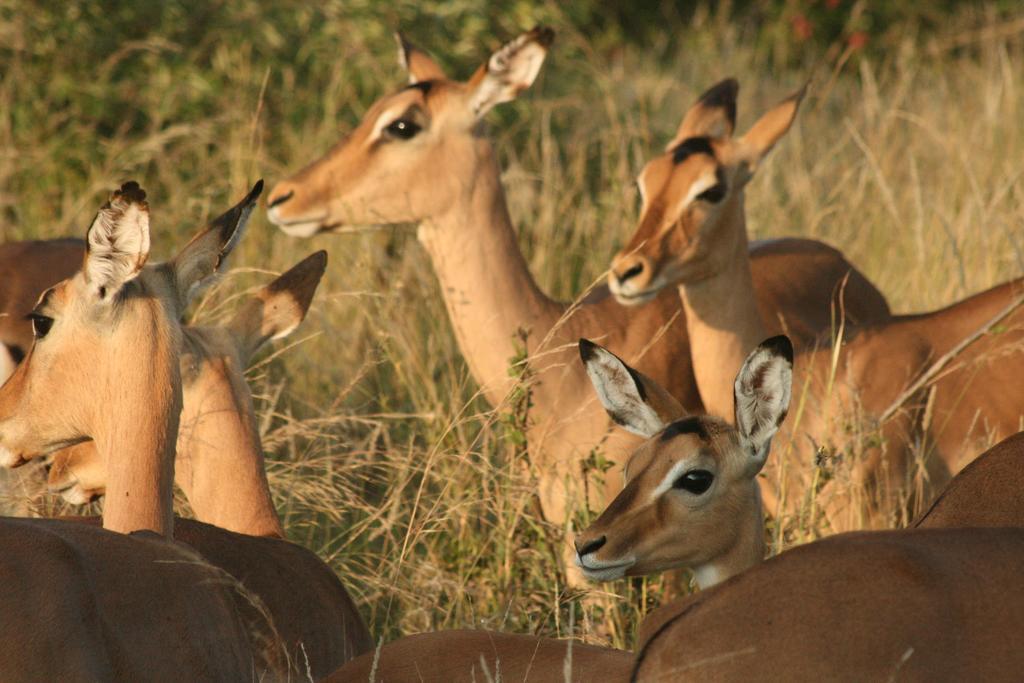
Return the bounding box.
[383,119,422,140]
[695,184,726,204]
[673,469,714,494]
[28,313,54,340]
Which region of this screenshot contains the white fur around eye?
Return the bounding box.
[677,171,721,213]
[370,103,418,143]
[649,460,691,502]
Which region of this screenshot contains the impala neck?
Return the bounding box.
[693,481,766,589]
[417,141,562,405]
[678,198,767,423]
[176,339,284,538]
[101,315,180,537]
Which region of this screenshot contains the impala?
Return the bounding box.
[0,238,83,514]
[0,182,371,677]
[575,336,793,589]
[575,340,1024,679]
[912,430,1024,529]
[266,27,890,535]
[609,79,1024,528]
[631,525,1024,680]
[0,237,83,384]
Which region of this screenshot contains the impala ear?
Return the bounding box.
[171,180,262,308]
[666,78,739,150]
[395,32,447,83]
[579,339,685,438]
[228,250,328,363]
[466,26,554,118]
[735,83,807,175]
[83,181,151,301]
[734,335,793,476]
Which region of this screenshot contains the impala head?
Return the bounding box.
[609,79,806,304]
[0,181,260,469]
[46,250,328,506]
[267,26,554,236]
[574,336,793,587]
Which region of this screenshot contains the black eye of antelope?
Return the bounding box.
[383,118,422,140]
[695,184,727,204]
[673,469,714,494]
[28,313,54,340]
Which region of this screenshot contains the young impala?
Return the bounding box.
[608,79,1024,528]
[575,339,1024,680]
[265,27,890,539]
[0,183,370,678]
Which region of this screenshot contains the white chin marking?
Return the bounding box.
[579,565,630,582]
[61,486,95,506]
[0,445,22,468]
[614,290,657,307]
[275,220,323,238]
[576,555,634,582]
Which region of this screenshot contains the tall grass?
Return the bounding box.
[3,1,1023,648]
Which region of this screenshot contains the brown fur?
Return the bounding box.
[266,31,890,532]
[0,517,278,681]
[0,185,371,677]
[322,630,632,683]
[634,528,1024,682]
[0,237,84,373]
[914,431,1024,529]
[611,79,1024,528]
[575,339,790,590]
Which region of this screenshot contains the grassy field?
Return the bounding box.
[3,1,1024,650]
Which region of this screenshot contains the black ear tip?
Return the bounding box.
[530,25,555,47]
[309,249,328,272]
[760,335,794,363]
[702,77,739,103]
[578,338,597,362]
[249,179,265,200]
[115,181,147,204]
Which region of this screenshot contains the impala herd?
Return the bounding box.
[1,25,1022,682]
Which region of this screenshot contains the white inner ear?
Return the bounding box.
[584,347,666,438]
[368,102,419,144]
[734,348,792,458]
[86,202,150,293]
[469,39,547,116]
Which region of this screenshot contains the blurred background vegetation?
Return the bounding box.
[3,0,1023,648]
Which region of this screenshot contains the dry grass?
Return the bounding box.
[3,1,1024,651]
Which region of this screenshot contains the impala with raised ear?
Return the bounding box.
[576,341,1024,680]
[47,250,326,533]
[0,184,371,676]
[0,183,284,679]
[575,336,792,589]
[610,78,1024,528]
[267,28,889,536]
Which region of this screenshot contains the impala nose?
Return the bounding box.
[574,535,607,558]
[267,189,294,208]
[611,254,650,288]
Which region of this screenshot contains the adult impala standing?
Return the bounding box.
[266,28,890,538]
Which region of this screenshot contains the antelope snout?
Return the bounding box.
[574,534,607,560]
[267,188,294,209]
[609,253,655,303]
